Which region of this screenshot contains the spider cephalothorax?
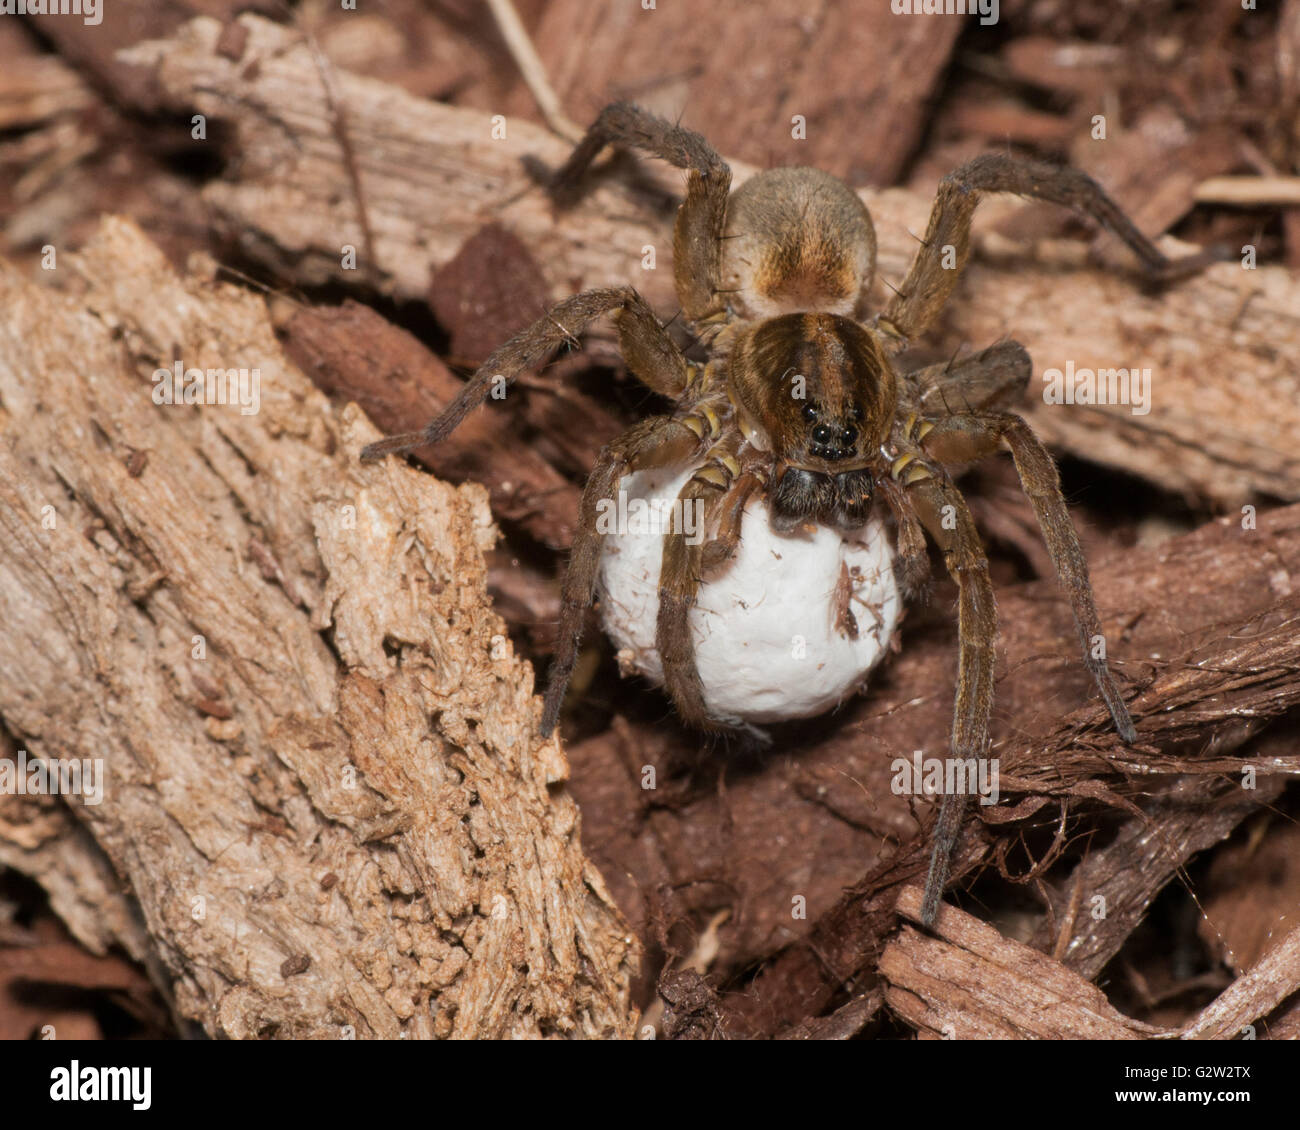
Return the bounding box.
[362,101,1210,924]
[727,312,895,530]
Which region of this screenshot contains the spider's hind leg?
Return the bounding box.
[899,468,998,926]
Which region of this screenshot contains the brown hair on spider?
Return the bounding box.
[727,312,895,532]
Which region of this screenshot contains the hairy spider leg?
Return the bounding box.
[890,340,1033,599]
[890,338,1139,922]
[878,152,1216,348]
[906,340,1032,418]
[921,411,1137,744]
[876,475,931,599]
[552,101,732,327]
[654,438,759,730]
[542,416,701,736]
[892,456,998,927]
[360,286,687,461]
[700,471,764,576]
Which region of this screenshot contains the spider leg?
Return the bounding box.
[551,101,732,326]
[877,475,931,599]
[541,416,701,737]
[885,341,1032,598]
[905,340,1032,418]
[919,411,1138,744]
[360,286,687,460]
[654,448,752,730]
[892,457,997,926]
[878,152,1214,348]
[700,471,762,576]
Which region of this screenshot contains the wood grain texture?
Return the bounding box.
[887,886,1300,1040]
[0,218,636,1038]
[885,887,1161,1039]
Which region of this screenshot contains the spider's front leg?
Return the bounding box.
[542,416,701,737]
[878,153,1217,348]
[550,101,733,326]
[877,476,931,599]
[655,450,761,731]
[919,410,1137,743]
[360,285,686,460]
[905,340,1032,418]
[892,456,998,926]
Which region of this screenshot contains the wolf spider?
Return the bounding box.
[363,102,1209,925]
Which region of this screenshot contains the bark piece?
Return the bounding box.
[26,0,278,112]
[883,887,1163,1039]
[0,55,93,130]
[282,299,580,549]
[886,887,1300,1040]
[427,223,551,368]
[0,217,636,1039]
[504,1,962,186]
[1199,810,1300,975]
[775,990,883,1041]
[1180,924,1300,1041]
[1030,772,1287,979]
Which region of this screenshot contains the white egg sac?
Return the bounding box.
[596,463,901,726]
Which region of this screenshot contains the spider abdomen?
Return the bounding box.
[720,167,877,320]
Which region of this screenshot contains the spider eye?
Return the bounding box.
[811,424,834,445]
[801,403,818,421]
[841,425,858,446]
